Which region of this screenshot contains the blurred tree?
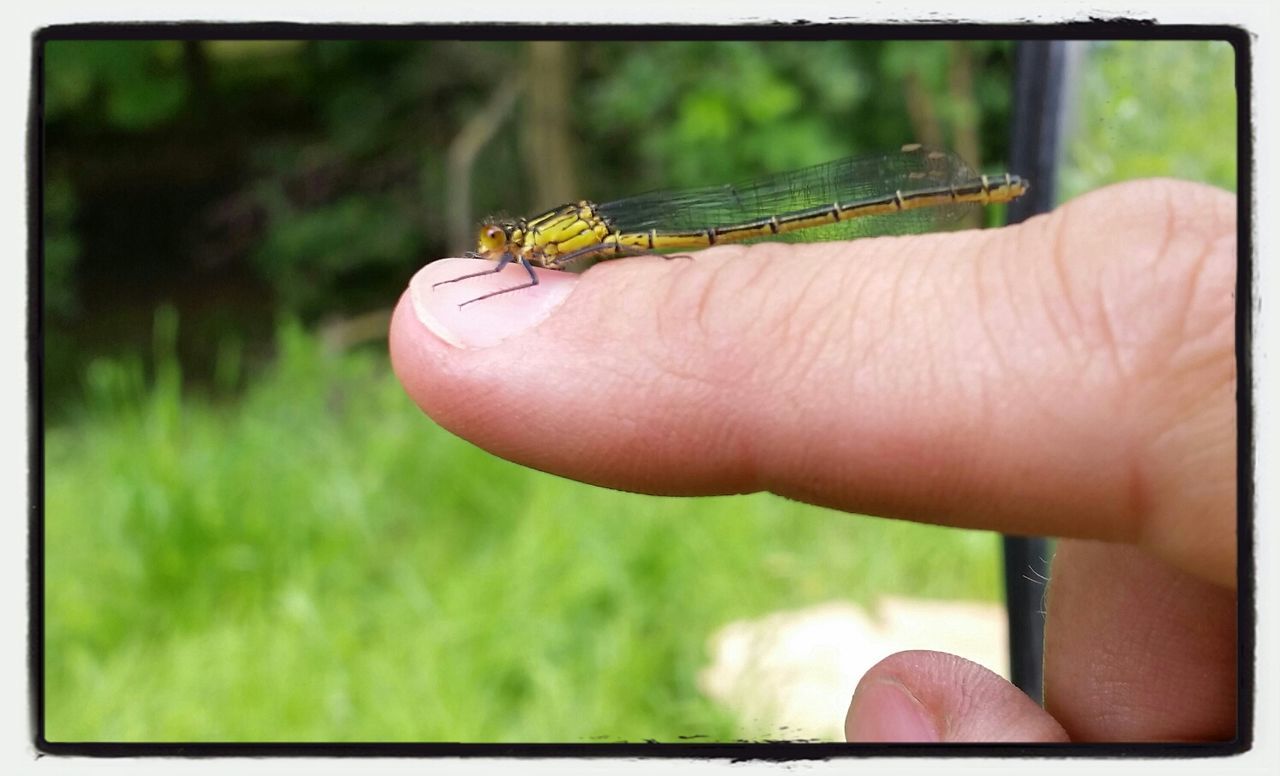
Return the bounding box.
[445,71,525,256]
[947,42,983,177]
[521,42,578,210]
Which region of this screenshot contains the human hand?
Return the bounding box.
[389,179,1237,742]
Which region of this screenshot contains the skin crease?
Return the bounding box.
[391,179,1238,743]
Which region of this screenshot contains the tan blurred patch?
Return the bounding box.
[698,597,1009,741]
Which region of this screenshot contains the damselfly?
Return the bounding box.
[436,143,1028,306]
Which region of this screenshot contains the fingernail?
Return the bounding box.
[409,259,577,349]
[845,678,941,743]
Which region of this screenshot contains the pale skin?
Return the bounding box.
[390,179,1237,742]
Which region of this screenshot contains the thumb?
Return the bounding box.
[845,651,1069,742]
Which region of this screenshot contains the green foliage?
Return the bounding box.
[252,189,425,310]
[588,42,869,188]
[45,321,1001,742]
[1061,40,1237,199]
[574,41,1016,244]
[233,41,515,317]
[42,173,80,318]
[44,40,188,129]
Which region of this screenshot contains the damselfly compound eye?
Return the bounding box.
[476,225,507,254]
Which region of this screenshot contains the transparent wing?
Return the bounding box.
[596,145,984,241]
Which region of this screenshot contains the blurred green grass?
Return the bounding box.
[45,314,1000,742]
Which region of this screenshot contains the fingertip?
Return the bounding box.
[407,259,578,349]
[388,261,596,463]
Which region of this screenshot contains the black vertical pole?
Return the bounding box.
[1002,40,1072,706]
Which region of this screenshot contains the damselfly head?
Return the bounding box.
[475,221,510,257]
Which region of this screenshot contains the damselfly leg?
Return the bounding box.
[432,252,541,308]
